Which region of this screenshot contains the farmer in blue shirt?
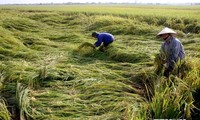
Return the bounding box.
[92,32,114,52]
[157,27,185,77]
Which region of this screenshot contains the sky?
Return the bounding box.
[0,0,200,4]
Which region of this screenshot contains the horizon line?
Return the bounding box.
[0,2,200,5]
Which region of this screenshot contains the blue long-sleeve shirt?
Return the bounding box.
[94,33,114,47]
[161,36,185,68]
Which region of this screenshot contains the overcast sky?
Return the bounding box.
[0,0,200,4]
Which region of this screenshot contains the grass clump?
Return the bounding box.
[16,83,33,120]
[182,58,200,89]
[131,70,196,119]
[0,98,10,120]
[77,42,95,50]
[149,77,194,119]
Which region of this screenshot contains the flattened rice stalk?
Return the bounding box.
[78,42,95,50]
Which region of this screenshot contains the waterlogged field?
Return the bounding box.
[0,5,200,120]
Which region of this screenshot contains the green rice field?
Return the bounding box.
[0,4,200,120]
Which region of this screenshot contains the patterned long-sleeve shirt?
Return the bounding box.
[161,36,185,68]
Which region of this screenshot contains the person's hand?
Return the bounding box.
[161,59,166,64]
[92,45,96,49]
[99,46,106,52]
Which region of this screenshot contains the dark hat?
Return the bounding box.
[92,32,99,37]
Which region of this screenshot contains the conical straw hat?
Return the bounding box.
[157,27,176,36]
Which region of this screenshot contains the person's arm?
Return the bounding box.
[160,43,167,64]
[94,36,102,47]
[167,40,181,67]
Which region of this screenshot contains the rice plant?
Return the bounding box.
[150,76,194,119]
[0,98,10,120]
[38,66,47,80]
[16,83,33,120]
[154,53,165,76]
[30,65,53,90]
[28,73,40,90]
[182,58,200,89]
[134,73,196,119]
[77,42,95,50]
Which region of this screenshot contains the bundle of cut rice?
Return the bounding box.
[78,42,95,50]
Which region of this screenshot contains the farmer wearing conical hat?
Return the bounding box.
[92,32,115,52]
[158,27,185,77]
